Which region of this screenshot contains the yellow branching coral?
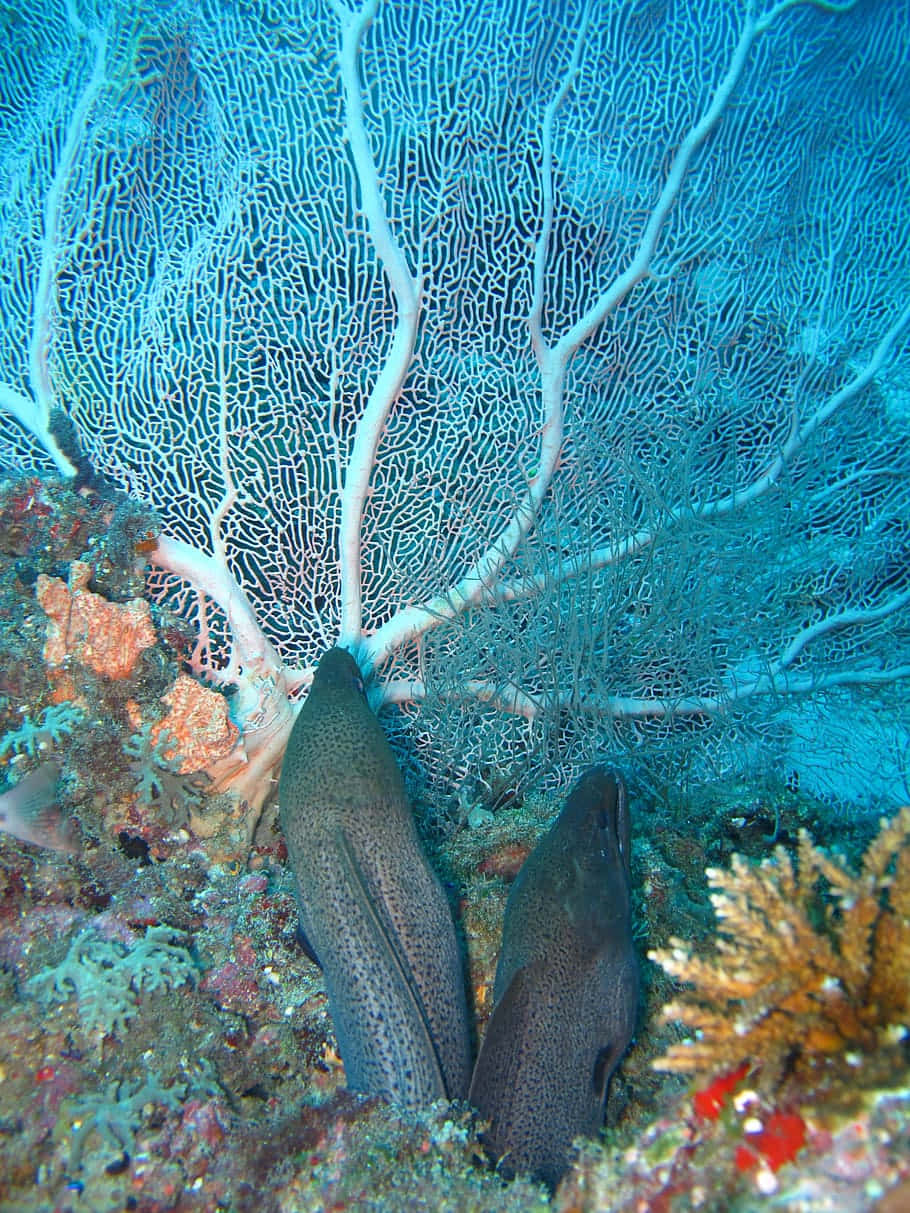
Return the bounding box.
[649,806,910,1086]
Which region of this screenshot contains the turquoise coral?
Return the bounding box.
[59,1073,187,1172]
[0,702,83,759]
[123,723,206,820]
[28,924,198,1039]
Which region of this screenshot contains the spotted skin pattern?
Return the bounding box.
[469,766,639,1188]
[278,647,471,1106]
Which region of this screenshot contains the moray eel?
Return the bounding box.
[278,647,471,1106]
[469,766,638,1188]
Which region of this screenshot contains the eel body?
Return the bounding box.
[278,647,471,1106]
[469,765,639,1187]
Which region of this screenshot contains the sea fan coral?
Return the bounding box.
[649,806,910,1089]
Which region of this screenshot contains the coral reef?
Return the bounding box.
[0,474,251,863]
[60,1072,188,1173]
[147,672,240,777]
[122,724,207,826]
[1,475,908,1211]
[0,703,82,760]
[28,924,198,1042]
[649,806,910,1093]
[37,561,158,681]
[554,1085,910,1212]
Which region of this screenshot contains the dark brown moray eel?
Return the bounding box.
[469,766,639,1188]
[278,647,471,1107]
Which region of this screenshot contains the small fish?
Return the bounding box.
[278,647,471,1106]
[469,766,638,1189]
[0,760,79,854]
